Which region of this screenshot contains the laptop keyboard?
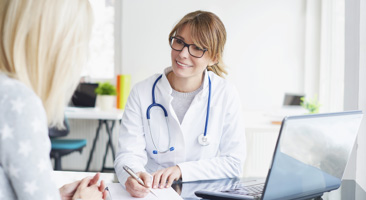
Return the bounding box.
[220,183,264,196]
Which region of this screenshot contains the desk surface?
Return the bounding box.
[51,171,365,200]
[52,171,118,188]
[65,107,123,120]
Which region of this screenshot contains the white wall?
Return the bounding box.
[61,0,310,173]
[118,0,306,109]
[357,0,366,190]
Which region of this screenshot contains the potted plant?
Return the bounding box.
[94,82,117,111]
[300,96,321,114]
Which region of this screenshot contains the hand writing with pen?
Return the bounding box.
[124,165,181,198]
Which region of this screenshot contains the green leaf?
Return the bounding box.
[300,95,321,114]
[94,82,117,95]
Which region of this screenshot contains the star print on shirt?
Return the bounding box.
[18,140,32,157]
[10,97,26,115]
[8,164,20,179]
[24,180,39,196]
[37,159,50,173]
[1,124,13,140]
[31,118,44,134]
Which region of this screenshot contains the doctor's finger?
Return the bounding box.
[166,174,176,188]
[125,178,149,197]
[159,172,170,188]
[152,171,163,188]
[126,185,149,198]
[126,177,148,191]
[139,172,152,188]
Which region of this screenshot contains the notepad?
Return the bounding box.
[106,183,183,200]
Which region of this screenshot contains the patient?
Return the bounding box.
[0,0,106,199]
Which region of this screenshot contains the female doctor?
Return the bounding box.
[114,10,246,198]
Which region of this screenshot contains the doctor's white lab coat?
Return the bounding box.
[114,67,246,185]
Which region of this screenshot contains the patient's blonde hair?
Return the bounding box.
[0,0,93,128]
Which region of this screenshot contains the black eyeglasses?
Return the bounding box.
[169,36,207,58]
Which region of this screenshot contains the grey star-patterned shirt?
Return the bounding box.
[0,73,61,199]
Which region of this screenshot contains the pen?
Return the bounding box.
[105,187,112,200]
[123,165,158,198]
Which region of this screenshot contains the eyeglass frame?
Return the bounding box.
[169,36,208,58]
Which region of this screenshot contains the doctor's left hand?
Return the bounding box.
[152,165,182,189]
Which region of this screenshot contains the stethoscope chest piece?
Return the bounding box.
[198,134,210,146]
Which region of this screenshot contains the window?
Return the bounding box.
[83,0,115,80]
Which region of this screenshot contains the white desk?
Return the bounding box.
[51,171,360,200]
[65,107,123,120]
[52,171,118,188]
[65,107,123,172]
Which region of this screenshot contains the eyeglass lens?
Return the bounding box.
[170,37,206,58]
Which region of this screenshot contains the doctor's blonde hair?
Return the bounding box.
[169,10,227,77]
[0,0,93,128]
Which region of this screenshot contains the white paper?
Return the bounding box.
[106,183,183,200]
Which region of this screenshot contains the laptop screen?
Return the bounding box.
[262,111,363,200]
[71,83,98,107]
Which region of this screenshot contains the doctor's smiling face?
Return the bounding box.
[170,24,216,83]
[168,11,227,89]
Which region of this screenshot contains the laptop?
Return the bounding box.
[71,83,98,107]
[283,93,304,106]
[195,111,363,200]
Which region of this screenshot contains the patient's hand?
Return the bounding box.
[71,177,103,200]
[152,165,182,189]
[60,173,107,200]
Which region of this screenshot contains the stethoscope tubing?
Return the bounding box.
[148,118,172,154]
[147,73,211,154]
[147,75,167,119]
[147,74,174,154]
[203,76,211,137]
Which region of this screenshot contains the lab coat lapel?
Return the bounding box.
[180,71,210,153]
[155,68,186,165]
[159,70,180,124]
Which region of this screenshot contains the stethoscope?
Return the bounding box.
[146,74,212,154]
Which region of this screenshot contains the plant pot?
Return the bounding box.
[97,95,115,111]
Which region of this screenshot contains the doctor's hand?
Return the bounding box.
[125,172,152,198]
[152,165,182,189]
